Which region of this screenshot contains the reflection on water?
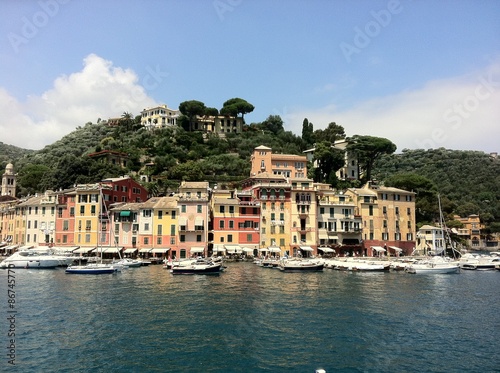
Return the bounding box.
[0,263,498,372]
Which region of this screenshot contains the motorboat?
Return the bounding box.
[278,258,324,272]
[0,250,60,269]
[113,258,142,268]
[405,257,460,274]
[65,262,118,274]
[459,253,500,270]
[170,259,223,275]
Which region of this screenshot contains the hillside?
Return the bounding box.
[2,121,498,228]
[373,148,500,224]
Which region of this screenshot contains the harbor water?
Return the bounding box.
[0,262,498,372]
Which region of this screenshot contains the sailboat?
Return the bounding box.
[66,185,119,275]
[407,195,460,274]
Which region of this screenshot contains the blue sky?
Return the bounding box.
[0,0,499,152]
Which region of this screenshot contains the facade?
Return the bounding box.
[345,182,416,256]
[189,115,244,135]
[415,224,445,255]
[177,181,210,258]
[141,104,180,129]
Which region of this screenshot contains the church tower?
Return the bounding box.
[1,162,16,197]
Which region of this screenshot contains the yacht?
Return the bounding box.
[0,250,60,269]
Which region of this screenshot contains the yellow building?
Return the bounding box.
[346,182,416,256]
[72,184,102,248]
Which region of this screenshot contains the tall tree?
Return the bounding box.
[178,100,206,130]
[313,122,346,144]
[261,115,284,135]
[301,118,314,148]
[313,141,345,184]
[347,135,397,183]
[220,98,254,121]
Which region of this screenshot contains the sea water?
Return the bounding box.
[0,263,498,372]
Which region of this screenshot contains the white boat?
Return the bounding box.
[113,258,142,268]
[278,258,324,272]
[65,262,118,274]
[0,250,60,269]
[170,259,224,275]
[405,257,460,274]
[459,253,500,270]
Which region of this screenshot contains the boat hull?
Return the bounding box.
[171,263,223,275]
[65,264,118,274]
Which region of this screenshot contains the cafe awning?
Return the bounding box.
[151,248,170,254]
[225,245,241,253]
[300,246,314,252]
[318,247,335,253]
[190,247,205,253]
[123,248,138,254]
[213,246,225,252]
[242,247,254,253]
[389,246,403,252]
[73,247,95,254]
[103,247,121,253]
[268,246,281,253]
[371,246,386,252]
[139,248,153,253]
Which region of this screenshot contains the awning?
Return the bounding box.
[318,233,329,240]
[371,246,386,252]
[242,247,254,253]
[178,217,187,225]
[139,248,153,253]
[389,246,403,252]
[195,218,204,226]
[328,235,339,240]
[268,246,281,253]
[300,246,313,252]
[225,245,241,253]
[123,248,138,254]
[190,247,205,253]
[259,248,268,252]
[120,211,131,217]
[151,248,170,254]
[213,246,226,252]
[103,247,121,253]
[318,247,335,253]
[73,247,95,254]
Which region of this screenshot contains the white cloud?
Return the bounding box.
[0,54,159,149]
[288,59,500,153]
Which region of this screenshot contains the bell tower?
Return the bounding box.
[1,162,16,197]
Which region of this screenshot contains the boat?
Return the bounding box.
[0,250,60,269]
[65,262,118,274]
[405,257,460,274]
[113,258,142,268]
[278,258,324,272]
[170,258,224,275]
[459,253,500,270]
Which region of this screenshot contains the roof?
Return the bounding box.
[255,145,271,150]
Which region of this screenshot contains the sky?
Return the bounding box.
[0,0,499,152]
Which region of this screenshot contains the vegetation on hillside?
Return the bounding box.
[2,114,498,233]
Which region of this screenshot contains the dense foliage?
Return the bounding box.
[2,118,498,232]
[373,148,500,229]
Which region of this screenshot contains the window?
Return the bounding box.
[219,206,225,213]
[395,207,399,215]
[383,206,387,214]
[383,220,387,228]
[170,225,175,235]
[196,235,202,242]
[157,237,162,245]
[197,205,202,213]
[219,221,225,229]
[158,225,162,235]
[171,211,176,219]
[80,206,85,215]
[320,207,325,214]
[70,207,75,217]
[143,210,152,217]
[369,205,373,216]
[180,235,185,242]
[246,234,253,242]
[144,223,150,231]
[229,206,234,214]
[158,211,163,219]
[227,235,233,243]
[407,208,411,215]
[144,237,149,245]
[229,221,234,229]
